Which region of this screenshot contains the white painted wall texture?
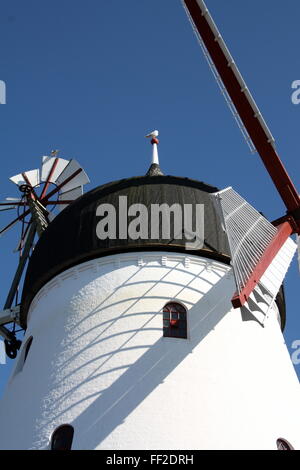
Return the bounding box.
[0,251,299,450]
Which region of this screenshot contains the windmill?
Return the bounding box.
[182,0,300,312]
[0,154,89,358]
[0,2,300,451]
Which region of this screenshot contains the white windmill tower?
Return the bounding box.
[0,0,300,451]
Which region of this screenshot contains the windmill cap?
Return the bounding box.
[20,173,230,327]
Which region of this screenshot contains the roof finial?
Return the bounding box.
[145,130,163,176]
[145,130,159,164]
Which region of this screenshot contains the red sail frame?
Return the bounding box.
[183,0,300,306]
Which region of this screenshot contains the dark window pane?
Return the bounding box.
[276,438,294,450]
[24,337,33,364]
[51,425,74,451]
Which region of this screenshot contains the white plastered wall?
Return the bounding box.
[0,251,299,450]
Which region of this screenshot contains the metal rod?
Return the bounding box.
[0,209,31,236]
[0,202,24,206]
[0,325,15,341]
[4,222,36,310]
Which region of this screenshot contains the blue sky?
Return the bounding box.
[0,0,300,395]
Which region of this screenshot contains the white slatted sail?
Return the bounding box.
[41,156,69,183]
[9,174,26,186]
[55,159,90,193]
[242,284,271,326]
[10,158,89,196]
[211,187,296,309]
[0,153,90,339]
[10,169,40,188]
[24,169,40,187]
[211,187,278,294]
[57,186,83,212]
[2,155,89,242]
[247,237,296,326]
[259,237,296,297]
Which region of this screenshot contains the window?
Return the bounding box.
[276,438,294,450]
[163,302,187,338]
[51,424,74,450]
[24,336,33,364]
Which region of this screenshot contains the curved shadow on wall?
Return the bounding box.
[64,273,233,449]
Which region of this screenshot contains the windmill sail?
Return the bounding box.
[10,169,40,188]
[41,156,69,183]
[55,159,89,193]
[182,0,300,234]
[0,153,90,349]
[211,188,297,308]
[57,186,83,212]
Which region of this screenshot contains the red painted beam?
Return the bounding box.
[22,172,38,201]
[42,168,82,202]
[231,221,293,308]
[40,157,59,200]
[184,0,300,228]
